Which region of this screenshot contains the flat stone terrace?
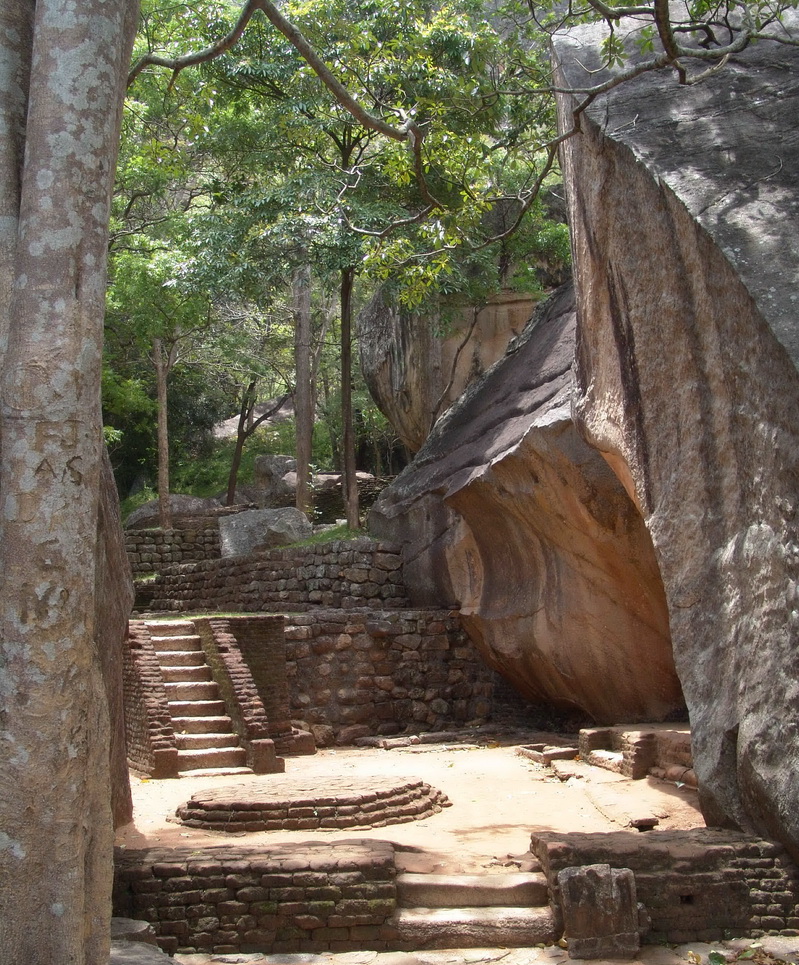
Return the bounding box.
[176,776,451,833]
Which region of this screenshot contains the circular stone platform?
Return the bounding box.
[176,775,452,832]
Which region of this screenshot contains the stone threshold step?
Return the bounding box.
[390,906,555,949]
[396,872,549,908]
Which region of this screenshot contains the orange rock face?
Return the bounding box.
[370,286,684,724]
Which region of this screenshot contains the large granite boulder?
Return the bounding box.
[360,288,538,452]
[553,20,799,855]
[370,285,683,724]
[124,494,219,529]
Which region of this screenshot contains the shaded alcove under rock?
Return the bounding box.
[369,283,684,725]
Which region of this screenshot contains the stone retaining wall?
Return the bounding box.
[284,609,495,745]
[578,725,695,784]
[147,540,408,613]
[113,842,398,956]
[126,527,221,577]
[532,829,799,943]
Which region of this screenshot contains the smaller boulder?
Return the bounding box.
[219,507,312,557]
[124,495,219,529]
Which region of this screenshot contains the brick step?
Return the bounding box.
[177,747,248,771]
[176,778,450,833]
[160,665,213,684]
[177,766,253,778]
[146,620,197,636]
[168,700,227,718]
[164,680,219,701]
[176,732,241,751]
[172,715,235,734]
[389,906,556,949]
[150,634,202,652]
[396,872,549,909]
[155,650,206,668]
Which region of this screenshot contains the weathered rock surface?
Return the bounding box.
[370,285,683,723]
[558,864,641,959]
[360,288,538,452]
[253,453,296,507]
[97,447,135,828]
[219,506,313,556]
[553,20,799,855]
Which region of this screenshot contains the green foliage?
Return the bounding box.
[110,0,576,502]
[288,523,364,546]
[119,485,158,521]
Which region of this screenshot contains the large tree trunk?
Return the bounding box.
[293,263,313,516]
[0,2,138,963]
[340,267,359,529]
[152,336,173,530]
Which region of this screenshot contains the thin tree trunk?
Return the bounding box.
[0,2,138,963]
[153,337,173,529]
[340,267,359,529]
[293,263,313,516]
[226,380,255,506]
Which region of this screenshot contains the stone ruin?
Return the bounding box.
[370,15,799,864]
[4,10,799,965]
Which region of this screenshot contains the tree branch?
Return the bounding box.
[128,0,444,209]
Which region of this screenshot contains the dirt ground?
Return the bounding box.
[116,730,704,872]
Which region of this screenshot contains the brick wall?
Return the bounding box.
[122,623,178,777]
[126,526,221,577]
[579,725,695,783]
[222,616,294,752]
[532,829,799,943]
[285,608,495,745]
[146,540,408,613]
[113,842,398,956]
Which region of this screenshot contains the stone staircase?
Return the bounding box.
[148,620,250,774]
[390,871,556,949]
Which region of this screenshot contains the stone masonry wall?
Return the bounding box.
[113,842,397,956]
[126,527,221,577]
[532,829,799,943]
[285,609,495,746]
[147,540,408,613]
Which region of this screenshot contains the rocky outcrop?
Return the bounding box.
[97,447,136,828]
[370,285,683,724]
[360,288,538,452]
[125,494,220,529]
[553,21,799,855]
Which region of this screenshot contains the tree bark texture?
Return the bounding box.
[293,264,313,516]
[0,2,138,963]
[340,267,359,529]
[152,337,174,530]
